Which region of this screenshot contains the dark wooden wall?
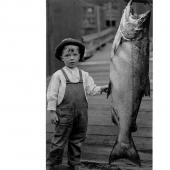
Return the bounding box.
[46,0,83,76]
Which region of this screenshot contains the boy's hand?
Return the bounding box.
[50,110,59,125]
[100,85,109,94]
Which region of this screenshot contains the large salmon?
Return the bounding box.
[107,0,151,166]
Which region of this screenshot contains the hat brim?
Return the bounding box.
[55,39,85,61]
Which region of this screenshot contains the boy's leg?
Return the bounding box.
[67,108,88,167]
[47,123,72,167]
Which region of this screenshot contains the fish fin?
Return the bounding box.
[111,26,122,58]
[107,81,112,98]
[130,122,137,132]
[144,77,150,96]
[111,107,119,126]
[109,137,141,166]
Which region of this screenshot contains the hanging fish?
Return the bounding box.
[107,0,151,166]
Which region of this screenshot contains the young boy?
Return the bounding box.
[47,38,108,170]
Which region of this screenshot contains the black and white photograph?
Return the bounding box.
[46,0,153,170]
[2,0,170,170]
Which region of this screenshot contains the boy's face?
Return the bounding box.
[61,45,80,68]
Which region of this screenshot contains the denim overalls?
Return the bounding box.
[47,68,88,167]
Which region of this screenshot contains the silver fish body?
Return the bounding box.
[108,0,151,166]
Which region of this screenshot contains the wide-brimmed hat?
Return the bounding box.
[55,38,85,61]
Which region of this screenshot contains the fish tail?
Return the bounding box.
[109,137,141,166]
[107,81,112,98]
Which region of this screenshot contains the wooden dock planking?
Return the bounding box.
[87,125,152,138]
[85,135,152,150]
[81,144,152,162]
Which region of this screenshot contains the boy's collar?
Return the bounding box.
[64,66,78,71]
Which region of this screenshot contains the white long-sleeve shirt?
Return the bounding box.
[47,66,102,111]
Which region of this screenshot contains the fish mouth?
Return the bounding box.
[111,0,151,55]
[119,0,151,39]
[127,0,151,23]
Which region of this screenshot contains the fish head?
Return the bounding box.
[110,0,151,57]
[120,0,151,40]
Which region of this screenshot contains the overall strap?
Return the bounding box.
[79,69,83,83]
[61,69,70,82]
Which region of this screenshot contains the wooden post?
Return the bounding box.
[96,6,101,33]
